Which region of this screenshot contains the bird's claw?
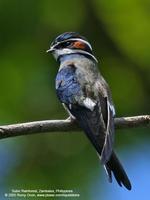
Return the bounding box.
[66,116,76,122]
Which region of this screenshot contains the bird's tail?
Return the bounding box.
[104,151,132,190]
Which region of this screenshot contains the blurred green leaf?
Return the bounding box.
[93,0,150,68]
[40,0,85,31]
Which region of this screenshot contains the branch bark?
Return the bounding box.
[0,115,149,140]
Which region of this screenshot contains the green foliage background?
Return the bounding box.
[0,0,149,199]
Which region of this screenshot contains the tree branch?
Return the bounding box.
[0,115,149,140]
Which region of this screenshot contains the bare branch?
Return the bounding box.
[0,115,149,140]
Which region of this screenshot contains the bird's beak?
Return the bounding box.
[46,46,55,53]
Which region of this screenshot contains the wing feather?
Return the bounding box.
[55,64,131,189]
[67,103,106,155]
[56,65,114,164]
[100,99,115,163]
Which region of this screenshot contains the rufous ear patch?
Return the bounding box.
[73,41,86,49]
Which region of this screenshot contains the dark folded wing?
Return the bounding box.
[56,65,114,163]
[67,103,107,157]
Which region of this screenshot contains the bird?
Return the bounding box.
[47,32,131,190]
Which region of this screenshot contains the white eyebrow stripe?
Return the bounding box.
[53,38,92,51]
[67,38,93,51]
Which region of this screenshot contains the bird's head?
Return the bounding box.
[47,32,97,62]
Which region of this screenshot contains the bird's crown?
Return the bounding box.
[51,32,87,46]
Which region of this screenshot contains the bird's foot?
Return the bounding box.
[66,116,76,123]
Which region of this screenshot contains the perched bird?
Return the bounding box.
[47,32,131,190]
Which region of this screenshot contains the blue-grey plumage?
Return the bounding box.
[56,54,114,163]
[48,32,131,190]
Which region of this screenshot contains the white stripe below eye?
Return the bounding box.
[54,48,98,63]
[73,49,98,63]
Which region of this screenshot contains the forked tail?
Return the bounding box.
[104,151,132,190]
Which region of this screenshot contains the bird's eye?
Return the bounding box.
[60,41,71,48]
[65,41,71,46]
[56,41,72,49]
